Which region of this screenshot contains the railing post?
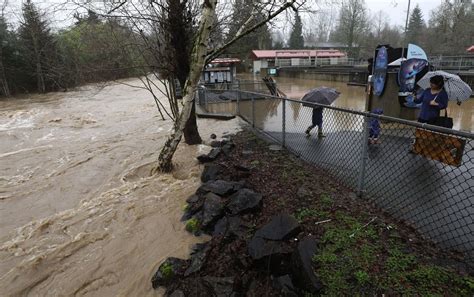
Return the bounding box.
[251,95,255,128]
[357,114,370,197]
[237,82,241,116]
[282,98,286,147]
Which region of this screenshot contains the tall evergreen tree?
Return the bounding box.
[406,5,424,45]
[0,17,11,96]
[18,0,59,93]
[288,11,304,48]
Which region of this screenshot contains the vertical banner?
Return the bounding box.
[373,46,388,96]
[398,59,429,93]
[399,44,429,93]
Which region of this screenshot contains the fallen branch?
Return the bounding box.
[349,216,377,238]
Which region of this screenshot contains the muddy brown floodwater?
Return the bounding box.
[237,75,473,132]
[0,79,242,296]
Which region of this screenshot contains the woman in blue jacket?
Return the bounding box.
[414,75,448,123]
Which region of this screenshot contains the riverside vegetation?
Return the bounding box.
[152,129,474,296]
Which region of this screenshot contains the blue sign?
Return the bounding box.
[398,58,428,93]
[407,43,428,61]
[373,46,388,96]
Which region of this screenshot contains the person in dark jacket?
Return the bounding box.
[369,108,383,144]
[305,107,324,138]
[414,75,448,123]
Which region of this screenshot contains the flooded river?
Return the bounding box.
[0,79,241,296]
[207,75,473,132]
[275,76,473,132]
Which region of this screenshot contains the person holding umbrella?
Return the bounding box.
[305,106,325,138]
[301,87,340,138]
[415,71,472,127]
[413,75,448,124]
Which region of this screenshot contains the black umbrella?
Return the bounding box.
[301,87,340,107]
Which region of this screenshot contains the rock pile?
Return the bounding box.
[151,137,321,296]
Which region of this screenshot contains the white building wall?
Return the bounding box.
[253,60,262,74]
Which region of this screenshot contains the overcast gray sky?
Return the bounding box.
[4,0,444,29]
[366,0,443,26]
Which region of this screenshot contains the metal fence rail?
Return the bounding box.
[197,88,474,267]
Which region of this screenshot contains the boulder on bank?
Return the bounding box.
[197,148,221,163]
[221,142,235,156]
[200,193,225,229]
[210,140,222,148]
[272,275,298,297]
[248,236,293,261]
[201,164,223,183]
[197,180,244,197]
[151,257,189,289]
[254,214,301,241]
[202,276,236,297]
[181,195,205,222]
[212,216,250,239]
[185,242,211,276]
[248,214,301,263]
[226,188,262,215]
[291,236,322,293]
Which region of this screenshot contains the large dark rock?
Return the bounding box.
[210,140,222,148]
[168,290,185,297]
[197,148,222,163]
[254,214,301,241]
[200,193,225,229]
[234,164,251,172]
[185,242,211,276]
[248,236,292,261]
[272,275,298,297]
[167,278,211,297]
[151,257,189,289]
[247,214,300,264]
[291,236,322,293]
[186,194,200,204]
[226,189,262,215]
[221,142,235,156]
[181,195,205,222]
[203,276,235,297]
[197,180,244,197]
[213,216,249,239]
[201,164,223,183]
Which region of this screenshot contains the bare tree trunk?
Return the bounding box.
[0,47,10,97]
[183,102,202,145]
[36,60,45,93]
[157,0,217,172]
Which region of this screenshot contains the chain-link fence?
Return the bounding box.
[197,87,474,267]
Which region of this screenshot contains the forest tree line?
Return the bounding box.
[0,0,472,97]
[0,1,145,97]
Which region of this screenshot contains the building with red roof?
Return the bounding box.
[250,49,347,74]
[202,58,241,84]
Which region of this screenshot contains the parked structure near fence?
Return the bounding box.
[197,86,474,269]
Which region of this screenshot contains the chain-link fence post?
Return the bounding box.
[282,98,286,147]
[237,82,241,116]
[251,95,255,128]
[357,114,370,197]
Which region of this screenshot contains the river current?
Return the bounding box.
[0,79,241,296]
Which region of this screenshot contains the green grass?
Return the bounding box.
[159,262,173,279]
[312,212,474,296]
[185,218,200,234]
[294,207,329,223]
[320,193,333,207]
